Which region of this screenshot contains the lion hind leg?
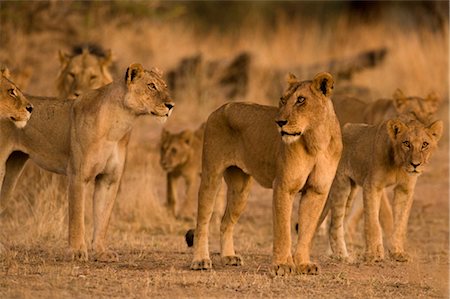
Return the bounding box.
[220,166,252,266]
[0,151,29,212]
[328,175,354,261]
[91,170,123,262]
[191,170,223,270]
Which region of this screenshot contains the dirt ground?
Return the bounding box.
[0,2,449,298]
[1,108,448,298]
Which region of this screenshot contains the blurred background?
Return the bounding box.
[0,0,448,251]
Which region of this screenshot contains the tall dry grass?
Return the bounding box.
[0,4,447,251]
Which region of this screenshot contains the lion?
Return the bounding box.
[0,63,174,261]
[0,67,33,127]
[56,45,113,99]
[190,72,342,275]
[160,123,205,219]
[321,115,443,262]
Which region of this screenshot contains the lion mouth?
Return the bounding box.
[281,131,302,137]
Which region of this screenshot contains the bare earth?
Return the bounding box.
[0,112,448,298]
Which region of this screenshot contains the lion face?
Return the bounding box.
[160,129,193,171]
[275,72,334,144]
[124,63,174,122]
[57,48,113,99]
[0,69,33,128]
[387,118,443,175]
[393,89,441,123]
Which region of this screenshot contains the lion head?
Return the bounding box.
[275,72,334,144]
[387,117,443,175]
[0,68,33,128]
[160,129,194,172]
[124,63,174,122]
[57,47,113,99]
[393,89,441,123]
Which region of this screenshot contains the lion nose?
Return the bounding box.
[411,162,421,168]
[165,103,174,110]
[26,105,33,113]
[276,120,288,128]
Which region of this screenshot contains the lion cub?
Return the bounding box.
[160,123,204,219]
[323,115,442,262]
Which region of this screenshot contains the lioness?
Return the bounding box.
[0,68,33,127]
[190,72,342,275]
[57,45,113,99]
[160,123,205,219]
[322,115,442,262]
[0,63,174,261]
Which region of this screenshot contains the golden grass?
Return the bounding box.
[0,4,448,297]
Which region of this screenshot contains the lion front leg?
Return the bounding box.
[178,175,197,220]
[294,188,328,275]
[166,173,178,217]
[67,175,88,261]
[272,184,295,276]
[363,185,384,262]
[389,180,416,262]
[91,154,126,263]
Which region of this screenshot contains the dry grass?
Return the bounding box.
[0,2,448,298]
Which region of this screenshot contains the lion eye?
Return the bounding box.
[68,72,75,78]
[8,88,17,97]
[90,75,98,81]
[171,148,177,154]
[422,142,429,149]
[148,83,157,90]
[296,96,306,105]
[402,141,410,148]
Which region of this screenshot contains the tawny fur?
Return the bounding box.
[0,63,174,262]
[333,89,442,243]
[320,115,442,262]
[190,72,342,275]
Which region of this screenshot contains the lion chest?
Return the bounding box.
[82,141,124,180]
[274,147,315,193]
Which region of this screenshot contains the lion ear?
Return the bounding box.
[125,63,144,85]
[386,119,407,141]
[425,91,441,112]
[101,49,113,67]
[286,73,298,85]
[1,66,11,79]
[427,120,443,142]
[392,89,408,113]
[58,50,70,66]
[161,128,170,142]
[181,130,194,145]
[151,67,163,77]
[312,72,334,97]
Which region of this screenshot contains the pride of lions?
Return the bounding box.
[0,46,443,276]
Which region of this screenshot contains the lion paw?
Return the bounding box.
[94,250,119,262]
[329,253,351,262]
[297,263,319,275]
[70,248,88,262]
[390,251,409,262]
[272,263,295,276]
[190,259,212,270]
[221,255,243,266]
[364,252,384,263]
